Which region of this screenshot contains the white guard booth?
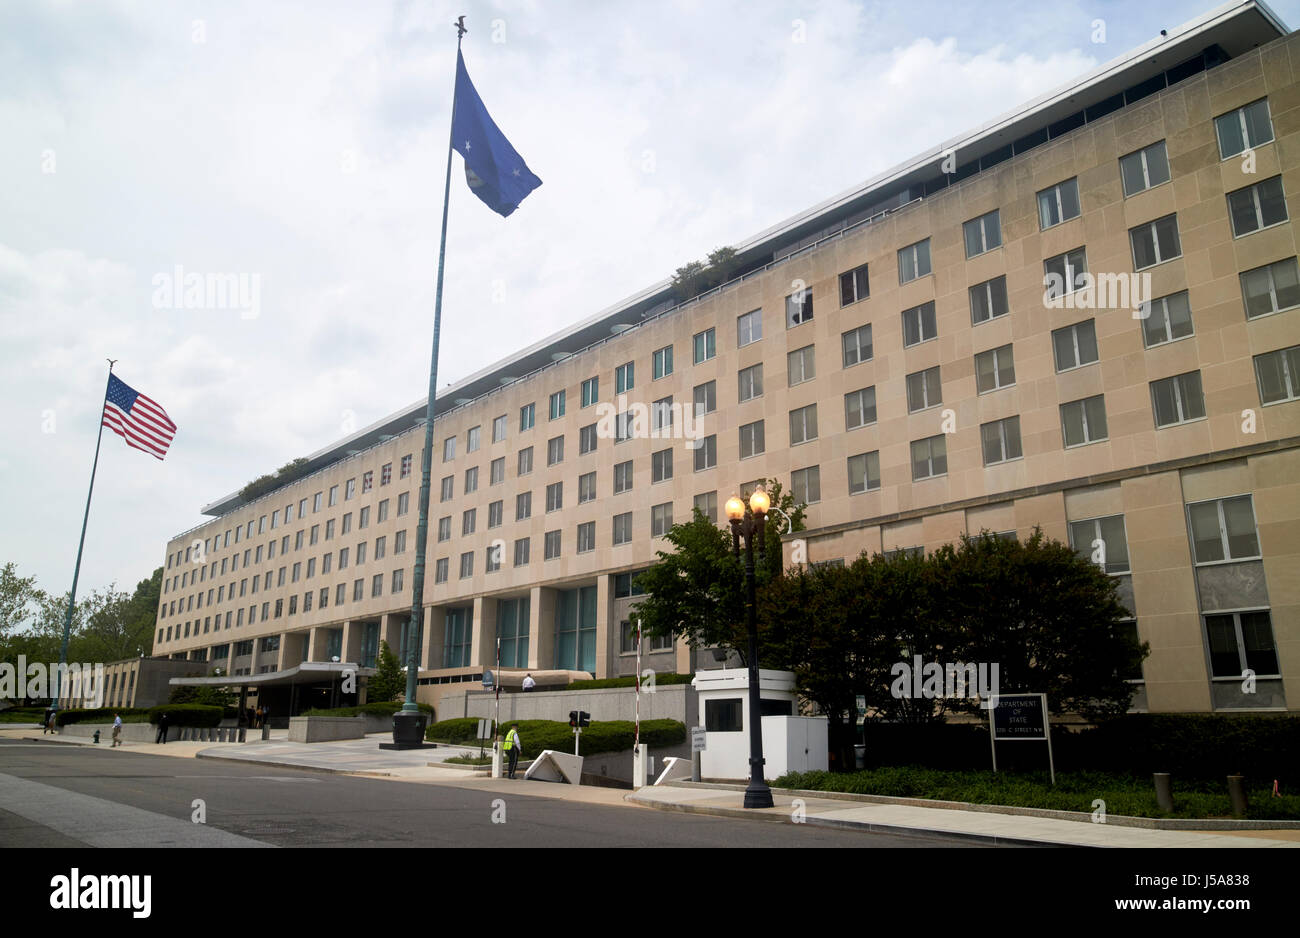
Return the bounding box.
[691,668,828,780]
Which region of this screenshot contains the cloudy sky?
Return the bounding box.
[3,0,1295,602]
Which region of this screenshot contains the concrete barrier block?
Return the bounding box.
[655,756,692,785]
[525,750,584,785]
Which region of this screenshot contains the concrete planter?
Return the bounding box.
[288,715,366,743]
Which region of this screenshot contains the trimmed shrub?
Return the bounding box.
[55,707,151,727]
[303,702,434,718]
[566,673,694,691]
[145,704,223,727]
[425,717,484,744]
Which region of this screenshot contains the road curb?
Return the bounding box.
[624,793,1078,847]
[194,750,396,777]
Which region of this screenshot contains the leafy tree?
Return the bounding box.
[0,562,42,641]
[634,480,804,661]
[239,457,311,503]
[669,246,743,301]
[366,640,405,703]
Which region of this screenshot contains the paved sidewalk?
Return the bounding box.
[626,785,1300,848]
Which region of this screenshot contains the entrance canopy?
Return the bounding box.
[169,661,373,689]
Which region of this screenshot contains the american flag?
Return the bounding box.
[102,374,177,460]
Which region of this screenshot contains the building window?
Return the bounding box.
[786,289,813,328]
[461,508,476,536]
[549,390,566,420]
[514,538,530,567]
[374,536,386,560]
[1037,177,1080,229]
[466,426,481,453]
[1255,344,1300,404]
[1052,319,1098,371]
[787,345,816,386]
[613,460,633,494]
[395,530,406,553]
[738,363,763,402]
[464,466,479,494]
[737,309,762,347]
[518,446,533,475]
[1187,495,1260,564]
[652,448,673,483]
[400,455,412,479]
[839,325,873,368]
[486,544,502,573]
[910,435,947,481]
[544,530,561,560]
[435,558,449,584]
[372,574,383,598]
[981,416,1023,465]
[1130,214,1182,269]
[1061,394,1108,447]
[490,457,505,485]
[339,548,350,570]
[440,476,454,501]
[1120,140,1170,196]
[963,209,1001,258]
[1044,247,1087,300]
[1069,515,1130,573]
[497,597,530,668]
[651,396,673,434]
[392,569,404,594]
[459,552,474,579]
[581,376,598,408]
[615,361,634,394]
[739,420,765,458]
[547,435,564,466]
[844,386,877,429]
[359,506,370,529]
[443,608,472,668]
[975,344,1015,393]
[651,503,673,537]
[897,239,931,284]
[325,520,335,541]
[577,521,596,554]
[442,437,455,462]
[789,404,818,445]
[653,345,674,379]
[848,451,880,495]
[579,424,597,455]
[1205,611,1279,679]
[397,492,409,515]
[693,491,717,523]
[693,380,717,417]
[1240,257,1300,319]
[353,579,364,601]
[901,301,937,347]
[693,328,716,364]
[906,366,942,413]
[615,410,634,443]
[520,402,535,431]
[791,466,820,505]
[516,491,532,520]
[1151,371,1206,427]
[613,511,633,545]
[694,434,717,472]
[1141,291,1194,348]
[1229,175,1288,237]
[493,414,508,443]
[1215,98,1273,159]
[839,263,869,306]
[579,472,597,504]
[546,482,563,512]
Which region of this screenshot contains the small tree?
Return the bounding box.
[366,640,405,703]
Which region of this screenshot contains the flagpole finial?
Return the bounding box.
[455,15,467,39]
[106,358,117,371]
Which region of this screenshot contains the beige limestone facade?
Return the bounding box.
[155,12,1300,716]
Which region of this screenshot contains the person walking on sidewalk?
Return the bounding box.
[43,707,55,735]
[155,712,169,745]
[504,725,522,779]
[111,714,123,747]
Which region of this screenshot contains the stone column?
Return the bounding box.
[473,596,499,668]
[595,574,612,680]
[531,586,555,672]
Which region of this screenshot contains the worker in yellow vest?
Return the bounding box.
[504,725,522,779]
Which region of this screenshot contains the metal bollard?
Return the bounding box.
[1228,775,1248,817]
[1153,773,1174,812]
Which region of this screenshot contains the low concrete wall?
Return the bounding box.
[445,683,696,727]
[59,722,244,743]
[288,716,366,743]
[580,741,693,785]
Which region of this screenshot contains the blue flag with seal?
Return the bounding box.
[451,51,542,217]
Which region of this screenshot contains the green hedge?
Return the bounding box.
[566,673,694,691]
[302,702,435,718]
[859,714,1300,783]
[145,704,223,727]
[425,717,486,744]
[55,707,152,727]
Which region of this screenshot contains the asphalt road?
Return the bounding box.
[0,739,996,848]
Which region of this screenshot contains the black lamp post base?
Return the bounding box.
[744,783,774,809]
[390,710,429,749]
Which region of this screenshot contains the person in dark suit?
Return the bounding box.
[155,712,170,744]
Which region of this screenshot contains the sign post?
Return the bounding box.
[988,693,1054,785]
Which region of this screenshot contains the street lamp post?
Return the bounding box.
[725,488,774,810]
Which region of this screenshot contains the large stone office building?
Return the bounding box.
[154,2,1299,716]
